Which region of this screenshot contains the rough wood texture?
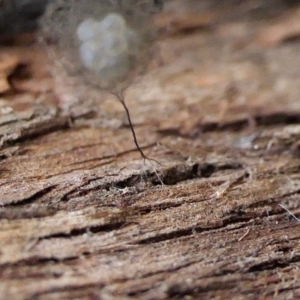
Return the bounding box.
[2,1,300,299]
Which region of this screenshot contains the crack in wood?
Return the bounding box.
[0,256,77,273]
[3,185,57,207]
[39,221,126,240]
[0,116,71,150]
[247,259,292,273]
[58,161,243,202]
[159,111,300,138]
[0,206,56,220]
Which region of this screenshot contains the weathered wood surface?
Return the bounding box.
[2,1,300,299]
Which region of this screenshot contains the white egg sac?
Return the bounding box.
[76,13,140,82]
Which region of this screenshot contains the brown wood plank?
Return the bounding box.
[2,1,300,299]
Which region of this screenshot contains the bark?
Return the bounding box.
[1,1,300,299]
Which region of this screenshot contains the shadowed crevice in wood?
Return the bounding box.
[0,115,71,150]
[0,256,78,272]
[39,221,127,240]
[246,255,300,273]
[5,185,58,207]
[0,206,57,220]
[158,111,300,138]
[58,161,244,202]
[112,161,243,187]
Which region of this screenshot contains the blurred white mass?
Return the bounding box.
[77,13,140,83]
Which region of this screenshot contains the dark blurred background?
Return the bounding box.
[0,0,49,35]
